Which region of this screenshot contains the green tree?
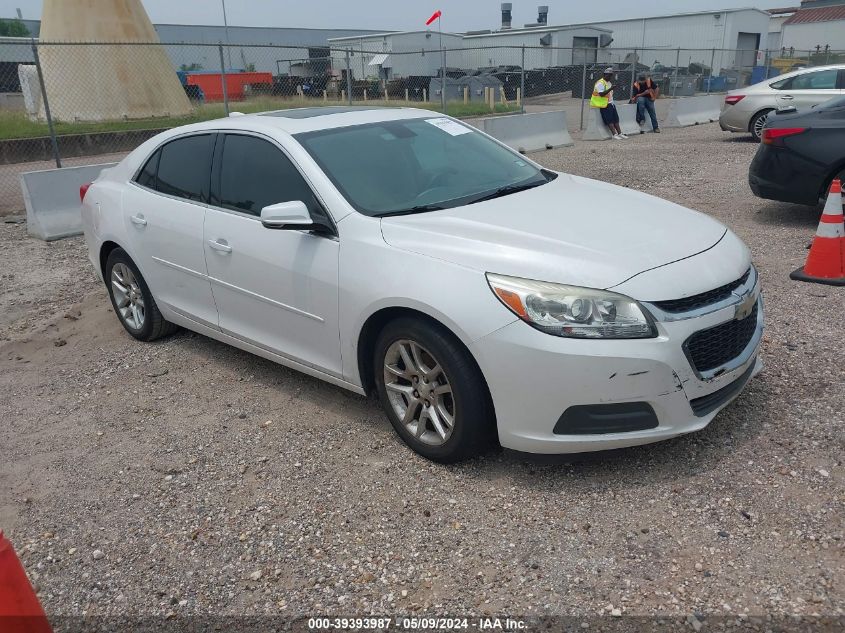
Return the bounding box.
[179,63,204,71]
[0,18,30,37]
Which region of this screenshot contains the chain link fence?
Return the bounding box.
[0,39,843,215]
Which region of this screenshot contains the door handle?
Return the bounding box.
[130,214,147,226]
[208,239,232,254]
[781,95,794,100]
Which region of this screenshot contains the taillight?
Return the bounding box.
[762,127,807,145]
[80,182,92,202]
[724,95,745,105]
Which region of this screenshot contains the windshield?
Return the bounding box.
[295,117,551,217]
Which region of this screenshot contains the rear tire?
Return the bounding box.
[374,317,495,463]
[105,248,177,342]
[750,109,774,142]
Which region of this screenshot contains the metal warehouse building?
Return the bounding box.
[153,25,384,75]
[460,26,614,70]
[780,3,845,51]
[570,8,772,74]
[6,20,385,75]
[327,31,465,80]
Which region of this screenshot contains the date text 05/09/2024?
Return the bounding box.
[307,617,527,630]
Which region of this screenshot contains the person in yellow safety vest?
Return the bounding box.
[591,67,627,140]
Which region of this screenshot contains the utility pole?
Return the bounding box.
[220,0,232,70]
[437,16,446,112]
[520,45,525,114]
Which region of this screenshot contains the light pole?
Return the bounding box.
[220,0,232,70]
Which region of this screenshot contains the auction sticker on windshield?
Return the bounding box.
[426,117,471,136]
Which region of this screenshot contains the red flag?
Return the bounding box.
[425,10,442,25]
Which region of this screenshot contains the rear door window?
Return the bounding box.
[153,134,214,203]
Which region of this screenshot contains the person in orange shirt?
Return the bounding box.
[630,72,660,133]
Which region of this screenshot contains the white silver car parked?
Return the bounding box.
[719,64,845,141]
[81,107,763,462]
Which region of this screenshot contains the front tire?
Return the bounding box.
[374,318,495,463]
[105,248,177,341]
[821,168,845,205]
[750,109,774,142]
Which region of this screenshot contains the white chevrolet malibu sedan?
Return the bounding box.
[81,106,763,462]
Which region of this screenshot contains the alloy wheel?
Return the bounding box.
[753,112,770,140]
[383,339,455,446]
[111,263,145,330]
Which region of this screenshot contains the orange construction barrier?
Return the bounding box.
[0,531,52,633]
[790,179,845,285]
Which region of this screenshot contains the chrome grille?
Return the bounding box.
[684,301,759,373]
[652,269,751,313]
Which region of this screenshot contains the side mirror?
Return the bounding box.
[260,201,331,233]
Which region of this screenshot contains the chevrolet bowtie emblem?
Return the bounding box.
[734,291,756,320]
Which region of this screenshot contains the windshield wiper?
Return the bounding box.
[377,204,446,218]
[467,180,546,205]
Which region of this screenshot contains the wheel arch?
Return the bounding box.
[821,159,845,200]
[748,107,775,134]
[99,240,123,280]
[356,305,491,403]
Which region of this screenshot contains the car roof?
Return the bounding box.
[734,64,845,94]
[770,63,845,81]
[183,106,442,136]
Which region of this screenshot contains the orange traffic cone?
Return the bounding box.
[790,178,845,285]
[0,531,52,633]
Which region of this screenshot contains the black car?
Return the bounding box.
[749,96,845,206]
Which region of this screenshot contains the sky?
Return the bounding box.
[3,0,790,32]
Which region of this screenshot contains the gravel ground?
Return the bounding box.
[1,121,843,627]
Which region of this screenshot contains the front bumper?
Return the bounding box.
[471,280,764,454]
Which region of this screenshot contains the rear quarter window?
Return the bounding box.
[134,149,159,189]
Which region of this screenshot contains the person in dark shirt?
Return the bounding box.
[630,73,660,133]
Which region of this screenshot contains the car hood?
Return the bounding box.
[380,173,727,291]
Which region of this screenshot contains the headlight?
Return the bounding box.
[486,273,656,339]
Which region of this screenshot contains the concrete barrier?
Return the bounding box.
[616,103,646,136]
[665,95,722,127]
[584,104,648,140]
[478,110,574,153]
[583,107,612,141]
[21,163,116,241]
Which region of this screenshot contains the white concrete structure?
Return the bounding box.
[37,0,191,122]
[328,31,465,80]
